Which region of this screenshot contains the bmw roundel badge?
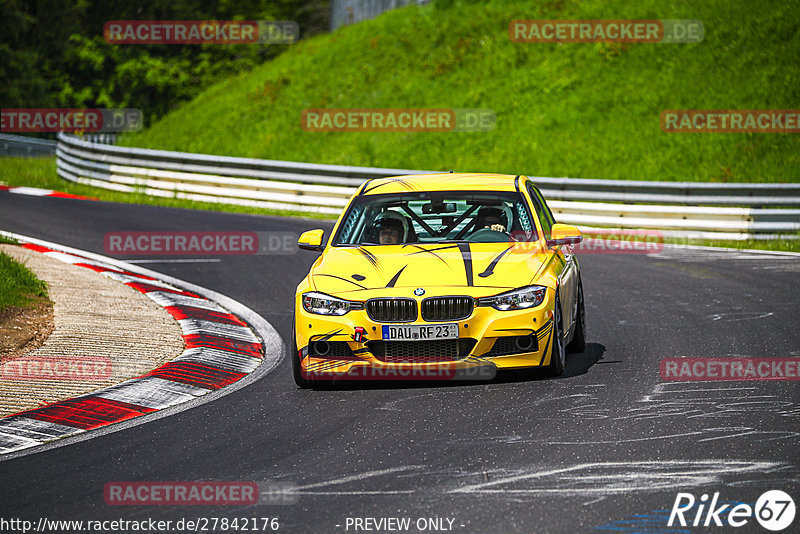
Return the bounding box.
[414,288,425,296]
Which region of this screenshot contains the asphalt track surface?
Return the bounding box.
[0,192,798,534]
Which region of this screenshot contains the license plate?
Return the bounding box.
[382,323,458,341]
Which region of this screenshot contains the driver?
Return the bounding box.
[474,207,508,233]
[371,211,409,245]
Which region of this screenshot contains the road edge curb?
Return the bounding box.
[0,230,284,461]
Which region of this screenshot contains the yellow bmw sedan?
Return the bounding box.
[292,173,585,387]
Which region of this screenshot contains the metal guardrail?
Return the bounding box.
[331,0,432,31]
[1,134,57,158]
[55,133,800,240]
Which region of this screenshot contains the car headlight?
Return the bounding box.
[302,292,363,316]
[477,286,546,311]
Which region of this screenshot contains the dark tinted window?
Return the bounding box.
[526,182,555,239]
[333,191,537,245]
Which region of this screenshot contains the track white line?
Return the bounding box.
[126,259,222,263]
[296,466,424,490]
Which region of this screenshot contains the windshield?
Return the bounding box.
[332,191,539,245]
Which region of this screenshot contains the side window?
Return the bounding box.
[526,182,554,239]
[513,200,536,240]
[337,202,364,244]
[536,187,557,227]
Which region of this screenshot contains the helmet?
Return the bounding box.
[373,210,409,242]
[476,206,508,228]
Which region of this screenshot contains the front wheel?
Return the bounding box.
[545,294,566,376]
[291,323,332,388]
[291,325,312,388]
[566,279,586,354]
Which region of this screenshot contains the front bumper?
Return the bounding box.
[294,290,558,380]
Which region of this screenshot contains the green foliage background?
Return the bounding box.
[2,0,798,182]
[121,0,800,182]
[0,0,329,126]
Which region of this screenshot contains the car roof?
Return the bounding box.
[360,173,523,195]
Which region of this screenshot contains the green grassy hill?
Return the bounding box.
[121,0,800,182]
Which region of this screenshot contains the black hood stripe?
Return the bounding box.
[411,244,461,254]
[457,242,473,286]
[356,247,382,274]
[478,245,514,278]
[362,178,420,195]
[385,265,408,288]
[404,244,451,266]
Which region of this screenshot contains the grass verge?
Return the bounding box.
[663,235,800,253]
[0,249,49,312]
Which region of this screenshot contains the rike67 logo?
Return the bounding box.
[668,490,796,531]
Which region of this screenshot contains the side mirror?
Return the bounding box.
[298,229,324,252]
[547,224,583,248]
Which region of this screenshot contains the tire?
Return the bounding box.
[566,279,586,354]
[291,322,332,388]
[545,294,566,377]
[291,324,312,388]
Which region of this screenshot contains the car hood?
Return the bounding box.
[309,242,557,298]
